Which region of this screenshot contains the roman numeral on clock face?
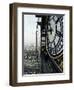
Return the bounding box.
[47,15,63,58]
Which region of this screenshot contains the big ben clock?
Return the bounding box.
[46,15,64,59]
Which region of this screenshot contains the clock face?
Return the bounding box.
[46,15,63,59]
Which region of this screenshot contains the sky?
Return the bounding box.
[24,15,41,48]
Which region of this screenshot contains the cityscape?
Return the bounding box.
[24,45,41,74]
